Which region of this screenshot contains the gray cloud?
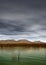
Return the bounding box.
[0,0,46,41]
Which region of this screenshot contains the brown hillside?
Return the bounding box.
[0,40,46,47]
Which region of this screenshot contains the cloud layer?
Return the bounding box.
[0,0,46,42]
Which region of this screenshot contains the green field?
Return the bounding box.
[0,47,46,65]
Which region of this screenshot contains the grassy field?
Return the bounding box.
[0,56,46,65]
[0,47,46,65]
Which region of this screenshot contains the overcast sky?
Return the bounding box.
[0,0,46,42]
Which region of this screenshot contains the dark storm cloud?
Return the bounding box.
[0,19,25,34]
[0,18,46,36]
[0,19,35,34]
[0,0,46,41]
[0,0,46,9]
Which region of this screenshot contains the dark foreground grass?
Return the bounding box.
[0,61,46,65]
[0,57,46,65]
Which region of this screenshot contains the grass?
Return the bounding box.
[0,57,46,65]
[0,47,46,65]
[0,61,46,65]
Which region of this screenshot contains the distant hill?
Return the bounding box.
[0,39,46,47]
[17,39,31,44]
